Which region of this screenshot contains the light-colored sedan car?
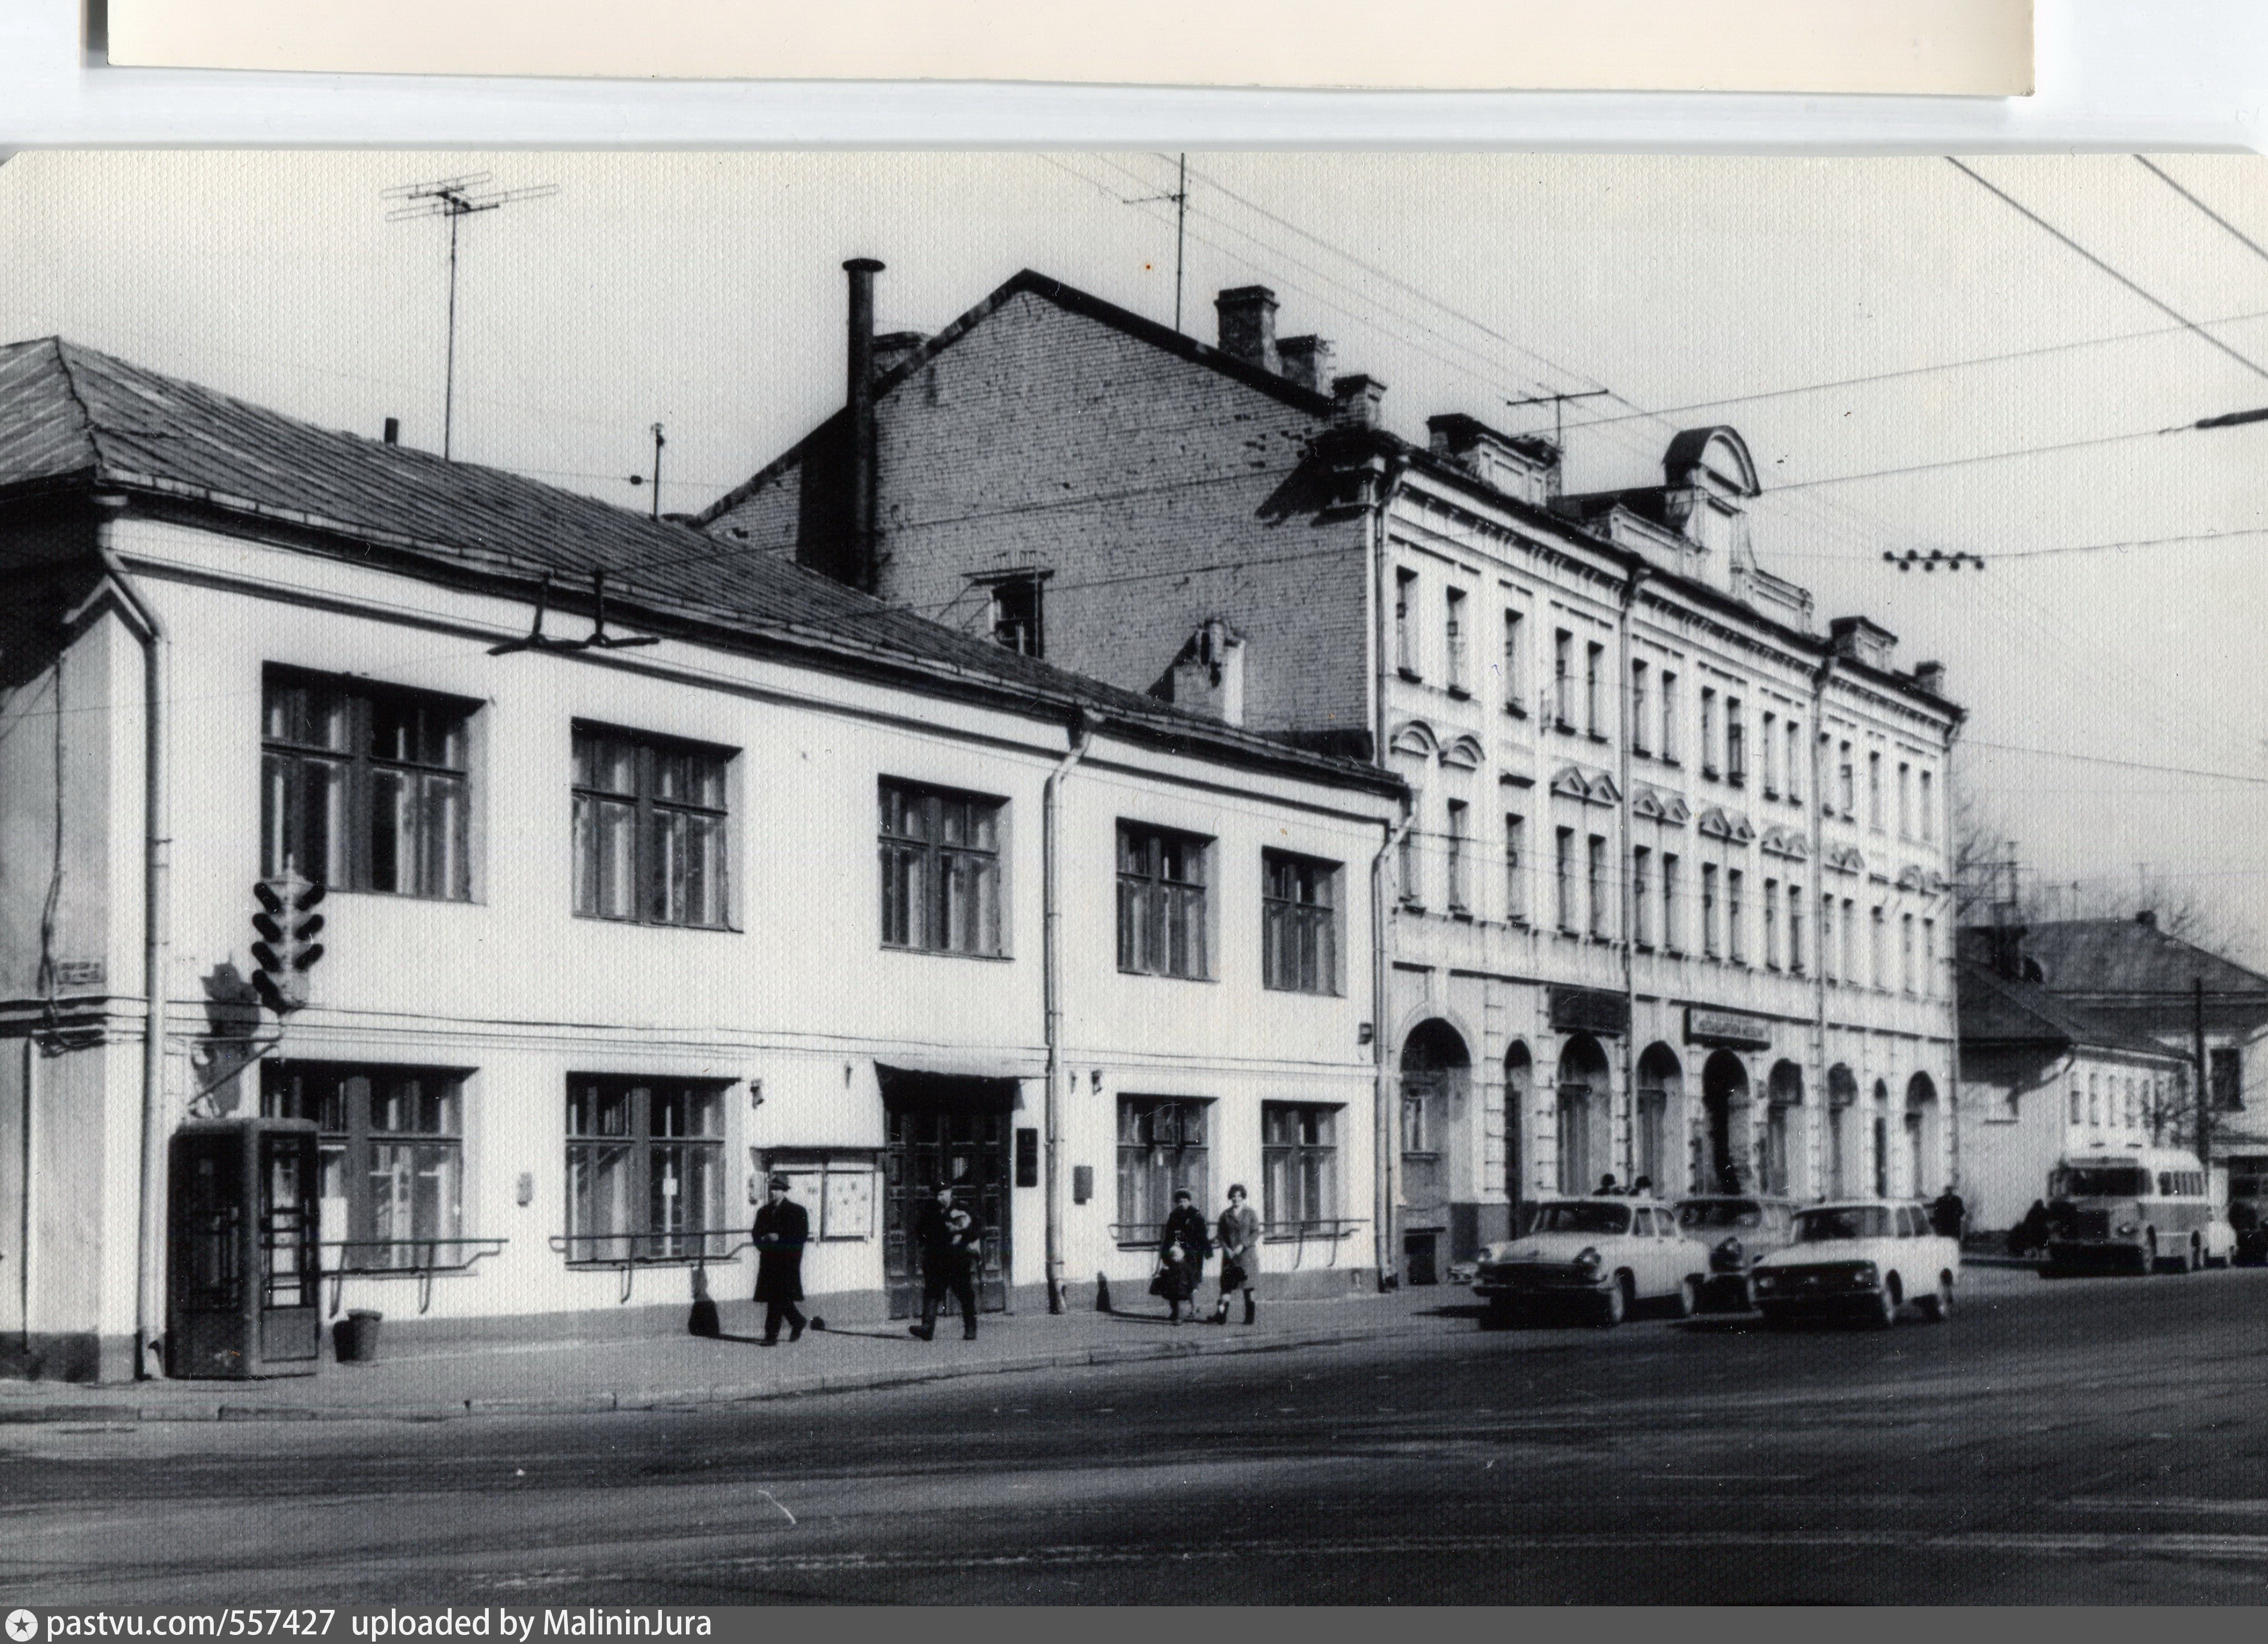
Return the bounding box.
[1752,1200,1960,1327]
[1474,1197,1710,1327]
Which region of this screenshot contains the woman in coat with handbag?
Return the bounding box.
[1156,1186,1211,1324]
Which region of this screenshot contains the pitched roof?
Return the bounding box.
[0,337,1400,797]
[2022,918,2268,1000]
[1958,960,2186,1062]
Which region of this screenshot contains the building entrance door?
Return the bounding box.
[1702,1051,1751,1193]
[879,1068,1015,1319]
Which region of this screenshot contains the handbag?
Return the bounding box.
[1148,1262,1175,1298]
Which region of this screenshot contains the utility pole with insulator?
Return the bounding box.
[2194,974,2212,1166]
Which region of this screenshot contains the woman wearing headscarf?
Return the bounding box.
[1157,1186,1211,1324]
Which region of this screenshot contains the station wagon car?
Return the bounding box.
[1752,1200,1959,1327]
[1474,1197,1709,1327]
[1675,1194,1798,1312]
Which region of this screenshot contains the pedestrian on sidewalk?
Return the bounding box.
[1211,1182,1261,1325]
[911,1182,982,1341]
[1157,1187,1211,1324]
[752,1174,821,1345]
[1928,1185,1967,1240]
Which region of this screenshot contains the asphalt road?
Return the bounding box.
[8,1265,2268,1606]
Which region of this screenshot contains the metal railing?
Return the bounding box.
[1261,1217,1367,1268]
[317,1237,508,1318]
[547,1228,752,1304]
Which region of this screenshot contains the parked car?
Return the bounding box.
[1674,1194,1798,1312]
[1752,1200,1959,1327]
[1473,1197,1708,1327]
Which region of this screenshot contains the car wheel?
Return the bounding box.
[1918,1272,1953,1322]
[1481,1297,1514,1330]
[1671,1276,1701,1320]
[1593,1274,1629,1328]
[1870,1277,1900,1328]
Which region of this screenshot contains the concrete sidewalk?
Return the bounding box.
[0,1286,1477,1424]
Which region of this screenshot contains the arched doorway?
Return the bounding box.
[1505,1042,1533,1233]
[1871,1078,1892,1198]
[1555,1035,1611,1195]
[1826,1064,1859,1198]
[1635,1044,1683,1197]
[1399,1021,1470,1283]
[1765,1060,1804,1197]
[1905,1072,1941,1198]
[1701,1050,1751,1193]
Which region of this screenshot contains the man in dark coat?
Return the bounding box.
[911,1182,982,1341]
[1928,1186,1967,1241]
[752,1175,819,1345]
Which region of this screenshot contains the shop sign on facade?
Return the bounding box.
[1686,1006,1775,1050]
[1550,985,1629,1038]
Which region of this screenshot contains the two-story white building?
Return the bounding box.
[0,336,1400,1381]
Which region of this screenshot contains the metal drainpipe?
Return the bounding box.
[1371,804,1413,1291]
[1809,657,1834,1200]
[1617,565,1646,1183]
[1041,706,1093,1315]
[92,534,170,1379]
[1362,449,1407,1291]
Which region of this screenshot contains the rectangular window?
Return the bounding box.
[1632,846,1652,947]
[986,573,1045,658]
[1726,698,1746,785]
[1727,868,1746,962]
[1843,897,1858,982]
[1117,1097,1209,1242]
[1661,672,1680,762]
[1502,609,1526,714]
[1920,770,1936,843]
[1630,661,1650,755]
[1785,720,1803,806]
[1922,917,1936,997]
[1445,801,1471,912]
[1870,904,1886,989]
[1399,807,1422,908]
[1839,743,1856,817]
[1764,879,1781,969]
[1897,761,1913,839]
[1553,630,1574,729]
[1262,1103,1340,1233]
[573,725,731,928]
[1585,641,1605,736]
[1789,885,1806,974]
[1118,822,1212,979]
[1445,588,1469,694]
[1587,834,1609,938]
[1761,710,1778,796]
[879,779,1005,956]
[1821,894,1837,982]
[1662,853,1681,953]
[1501,815,1528,925]
[1555,826,1575,932]
[262,667,471,900]
[262,1061,464,1272]
[1263,851,1340,994]
[1700,688,1719,778]
[1901,912,1916,994]
[2212,1048,2243,1110]
[1702,864,1720,958]
[564,1076,728,1262]
[1868,750,1885,831]
[1395,569,1419,676]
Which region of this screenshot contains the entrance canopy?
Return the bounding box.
[877,1064,1021,1115]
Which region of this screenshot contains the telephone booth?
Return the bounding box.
[167,1116,322,1379]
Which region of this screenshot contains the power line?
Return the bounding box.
[1946,157,2268,383]
[2135,156,2268,270]
[1769,421,2224,493]
[1964,739,2268,787]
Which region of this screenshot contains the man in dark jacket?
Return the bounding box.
[1928,1186,1967,1240]
[752,1175,819,1345]
[911,1182,982,1341]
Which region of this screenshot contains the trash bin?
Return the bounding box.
[334,1309,383,1364]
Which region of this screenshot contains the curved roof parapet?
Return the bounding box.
[1663,426,1761,498]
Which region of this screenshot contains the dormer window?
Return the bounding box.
[977,570,1049,658]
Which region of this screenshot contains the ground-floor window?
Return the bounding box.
[1116,1097,1210,1243]
[564,1077,729,1261]
[261,1061,465,1271]
[1262,1103,1339,1233]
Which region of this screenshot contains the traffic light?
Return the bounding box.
[250,871,327,1015]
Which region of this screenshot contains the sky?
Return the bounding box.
[4,151,2265,958]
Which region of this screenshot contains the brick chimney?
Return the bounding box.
[1913,660,1948,698]
[1277,334,1333,392]
[1331,374,1386,431]
[843,258,885,594]
[1215,286,1280,375]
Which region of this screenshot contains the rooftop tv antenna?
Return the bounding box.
[385,173,561,459]
[1126,154,1190,334]
[1504,387,1610,449]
